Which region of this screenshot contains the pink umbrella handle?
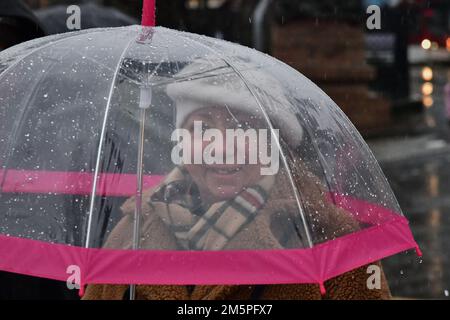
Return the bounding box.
[141,0,156,26]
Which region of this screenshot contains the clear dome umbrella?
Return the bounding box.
[0,2,420,299]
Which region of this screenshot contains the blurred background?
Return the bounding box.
[1,0,449,299]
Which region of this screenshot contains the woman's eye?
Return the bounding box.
[236,122,251,130]
[187,123,210,132]
[202,123,211,132]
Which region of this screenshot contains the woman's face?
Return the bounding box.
[182,107,265,204]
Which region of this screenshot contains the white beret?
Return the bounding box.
[166,58,303,146]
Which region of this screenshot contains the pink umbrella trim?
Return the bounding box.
[0,169,164,196]
[0,215,419,297]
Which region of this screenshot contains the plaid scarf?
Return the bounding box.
[150,167,275,250]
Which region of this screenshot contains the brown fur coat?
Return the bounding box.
[83,167,391,300]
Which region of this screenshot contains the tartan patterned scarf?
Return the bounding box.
[150,167,275,250]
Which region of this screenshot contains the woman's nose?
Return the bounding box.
[201,128,235,163]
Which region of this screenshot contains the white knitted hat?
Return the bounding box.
[166,58,303,146]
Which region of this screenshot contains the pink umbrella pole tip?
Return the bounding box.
[142,0,156,27]
[415,246,423,257]
[78,284,85,298]
[319,282,326,296]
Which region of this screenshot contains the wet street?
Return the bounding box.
[367,64,450,299]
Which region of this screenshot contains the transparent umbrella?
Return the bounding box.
[0,18,420,298]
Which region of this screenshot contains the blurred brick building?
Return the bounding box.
[270,1,395,137]
[272,19,392,136]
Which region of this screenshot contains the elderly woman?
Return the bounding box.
[83,59,391,300]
